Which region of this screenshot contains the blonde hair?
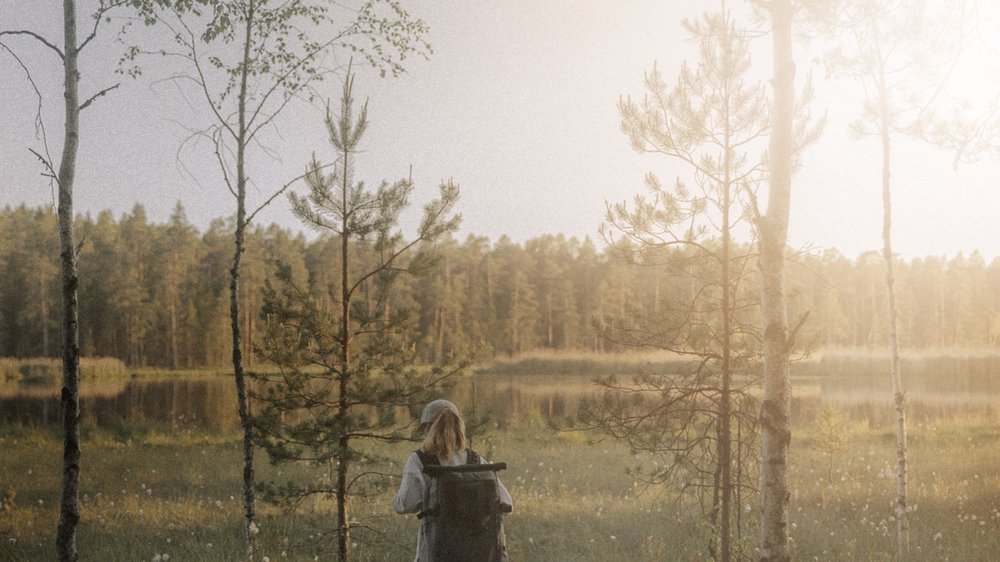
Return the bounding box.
[421,408,467,459]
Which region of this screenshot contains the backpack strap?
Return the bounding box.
[416,449,439,468]
[417,448,479,469]
[466,448,481,465]
[416,450,438,520]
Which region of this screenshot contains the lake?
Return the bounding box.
[3,353,999,432]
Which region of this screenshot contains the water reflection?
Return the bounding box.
[1,378,240,432]
[1,368,998,432]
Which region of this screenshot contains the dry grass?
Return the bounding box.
[0,357,129,385]
[2,409,999,561]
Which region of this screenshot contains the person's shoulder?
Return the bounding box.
[404,450,425,469]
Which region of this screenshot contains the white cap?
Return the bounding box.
[420,399,459,424]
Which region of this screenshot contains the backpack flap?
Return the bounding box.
[437,474,499,531]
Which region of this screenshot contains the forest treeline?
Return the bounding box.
[3,202,1000,368]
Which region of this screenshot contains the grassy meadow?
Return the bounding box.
[2,404,999,561]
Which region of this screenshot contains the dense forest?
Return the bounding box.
[3,202,999,368]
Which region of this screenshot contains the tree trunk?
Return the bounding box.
[434,303,444,363]
[230,212,256,562]
[337,430,351,562]
[40,271,50,356]
[126,311,135,366]
[547,297,554,347]
[170,299,178,370]
[381,288,390,338]
[736,413,744,545]
[653,276,661,315]
[184,300,194,368]
[485,256,494,312]
[878,72,910,560]
[435,255,448,362]
[511,283,520,354]
[245,292,254,368]
[337,121,353,562]
[759,1,794,560]
[230,2,257,559]
[719,139,733,562]
[56,1,81,560]
[709,460,722,561]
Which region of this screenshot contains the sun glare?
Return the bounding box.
[944,2,1000,111]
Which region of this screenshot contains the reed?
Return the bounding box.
[475,350,693,377]
[0,357,129,384]
[794,348,1000,379]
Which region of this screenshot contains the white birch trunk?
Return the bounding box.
[878,73,910,560]
[56,1,82,560]
[229,3,257,559]
[759,1,794,560]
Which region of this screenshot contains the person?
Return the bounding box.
[392,399,512,561]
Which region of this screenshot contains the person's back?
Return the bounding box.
[392,400,512,562]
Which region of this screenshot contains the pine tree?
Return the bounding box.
[126,3,432,555]
[251,73,462,562]
[581,9,770,560]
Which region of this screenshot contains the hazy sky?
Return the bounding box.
[2,1,999,260]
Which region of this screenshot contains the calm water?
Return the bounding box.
[2,364,998,432]
[1,377,240,432]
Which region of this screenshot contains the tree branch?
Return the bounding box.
[1,40,57,187]
[211,128,238,198]
[77,0,129,54]
[786,310,811,353]
[0,30,64,60]
[28,148,58,182]
[244,161,336,227]
[246,30,350,135]
[171,16,236,141]
[79,83,120,110]
[739,180,763,226]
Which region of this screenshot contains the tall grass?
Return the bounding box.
[475,350,694,377]
[2,350,999,559]
[2,412,999,561]
[477,348,1000,388]
[0,357,128,384]
[794,348,1000,381]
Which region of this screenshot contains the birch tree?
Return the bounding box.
[753,1,795,559]
[805,1,970,556]
[126,2,430,557]
[1,2,124,560]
